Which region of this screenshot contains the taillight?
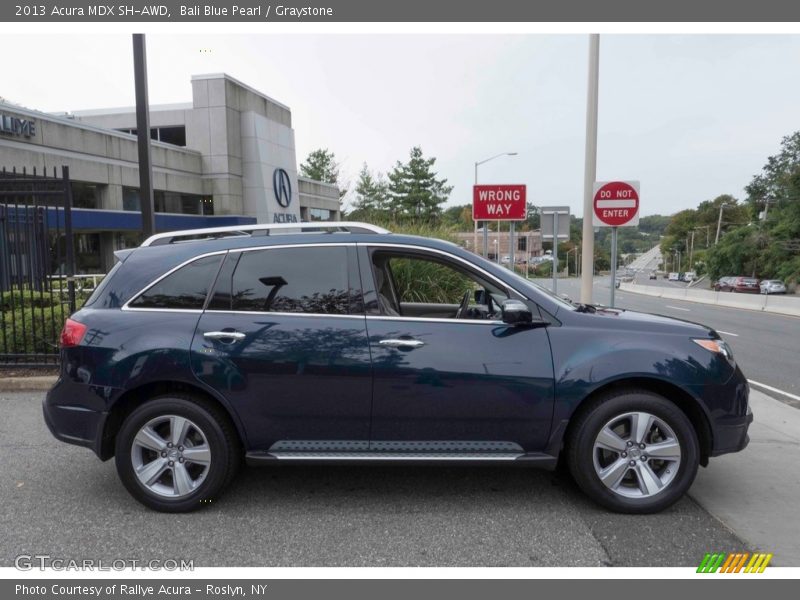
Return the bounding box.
[60,318,87,348]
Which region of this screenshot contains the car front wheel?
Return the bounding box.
[115,394,240,512]
[567,389,699,514]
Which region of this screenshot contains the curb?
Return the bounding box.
[0,375,57,392]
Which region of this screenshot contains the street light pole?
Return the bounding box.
[580,33,600,304]
[475,151,517,259]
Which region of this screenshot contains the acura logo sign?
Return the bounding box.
[273,168,292,208]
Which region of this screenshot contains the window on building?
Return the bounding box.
[122,187,140,212]
[115,126,186,147]
[157,126,186,147]
[309,208,332,222]
[215,247,351,314]
[75,233,102,273]
[125,188,210,215]
[518,237,527,252]
[71,182,101,209]
[115,232,141,250]
[129,255,223,310]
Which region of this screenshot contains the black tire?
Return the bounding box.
[115,393,241,512]
[566,389,699,514]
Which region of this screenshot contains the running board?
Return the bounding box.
[245,450,557,469]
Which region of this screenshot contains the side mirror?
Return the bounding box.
[500,299,533,325]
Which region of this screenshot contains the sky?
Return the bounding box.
[1,33,799,218]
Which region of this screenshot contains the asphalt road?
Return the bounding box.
[539,276,800,402]
[1,392,743,568]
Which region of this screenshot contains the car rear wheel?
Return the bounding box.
[115,394,240,512]
[567,389,699,514]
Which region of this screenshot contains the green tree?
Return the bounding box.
[299,148,347,198]
[349,163,389,219]
[387,146,453,221]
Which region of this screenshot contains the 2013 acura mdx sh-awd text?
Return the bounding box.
[44,222,752,513]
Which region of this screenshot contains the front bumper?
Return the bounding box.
[710,406,753,456]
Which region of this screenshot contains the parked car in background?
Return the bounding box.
[760,279,786,295]
[715,276,760,293]
[731,276,760,293]
[683,271,696,283]
[649,271,658,280]
[668,272,680,281]
[713,277,732,291]
[44,221,751,515]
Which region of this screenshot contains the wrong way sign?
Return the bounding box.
[473,184,527,221]
[592,181,640,227]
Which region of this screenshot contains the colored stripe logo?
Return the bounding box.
[697,552,773,573]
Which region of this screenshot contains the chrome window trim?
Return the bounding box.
[121,241,529,322]
[366,315,504,326]
[204,310,365,320]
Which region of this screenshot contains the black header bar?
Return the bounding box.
[2,0,800,22]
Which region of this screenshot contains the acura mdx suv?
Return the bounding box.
[44,223,752,513]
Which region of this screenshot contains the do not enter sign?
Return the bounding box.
[592,181,640,227]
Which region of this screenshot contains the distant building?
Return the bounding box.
[453,228,543,262]
[0,73,341,272]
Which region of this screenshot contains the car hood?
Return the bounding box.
[578,306,716,336]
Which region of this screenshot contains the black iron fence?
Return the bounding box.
[0,166,77,366]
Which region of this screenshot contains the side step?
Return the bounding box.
[264,451,524,461]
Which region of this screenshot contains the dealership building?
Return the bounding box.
[0,73,341,273]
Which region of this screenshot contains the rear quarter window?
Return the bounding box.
[128,254,224,310]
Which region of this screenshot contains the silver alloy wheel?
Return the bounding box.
[592,411,682,499]
[130,415,211,498]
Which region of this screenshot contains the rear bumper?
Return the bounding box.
[43,377,119,460]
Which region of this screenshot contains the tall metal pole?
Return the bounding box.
[133,34,155,239]
[509,222,515,270]
[580,33,600,304]
[552,211,559,294]
[61,166,76,314]
[609,226,618,307]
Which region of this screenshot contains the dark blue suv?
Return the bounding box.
[44,222,751,513]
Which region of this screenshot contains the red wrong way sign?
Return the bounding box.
[592,180,640,227]
[473,184,527,221]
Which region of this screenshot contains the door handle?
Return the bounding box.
[203,331,246,341]
[379,338,425,348]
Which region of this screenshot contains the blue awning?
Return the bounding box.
[42,207,257,232]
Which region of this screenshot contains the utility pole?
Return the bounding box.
[715,203,730,245]
[580,33,600,304]
[689,230,695,270]
[132,34,155,238]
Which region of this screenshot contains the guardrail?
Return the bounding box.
[619,283,800,317]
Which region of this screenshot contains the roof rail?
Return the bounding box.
[140,221,391,247]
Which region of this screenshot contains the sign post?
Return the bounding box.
[592,180,640,307]
[473,184,527,268]
[541,206,571,294]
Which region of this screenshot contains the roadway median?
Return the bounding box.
[619,282,800,317]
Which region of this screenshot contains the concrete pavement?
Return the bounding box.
[691,388,800,566]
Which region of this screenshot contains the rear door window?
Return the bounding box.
[212,246,355,315]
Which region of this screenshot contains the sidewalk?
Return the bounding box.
[690,388,800,566]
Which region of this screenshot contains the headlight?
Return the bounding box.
[692,338,734,362]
